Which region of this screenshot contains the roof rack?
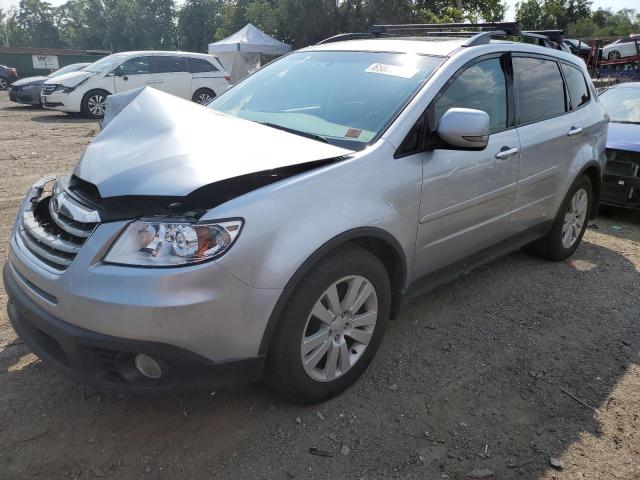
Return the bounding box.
[316,21,564,51]
[369,22,520,37]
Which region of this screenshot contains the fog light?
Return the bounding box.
[134,354,162,379]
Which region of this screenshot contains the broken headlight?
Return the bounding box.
[104,219,243,267]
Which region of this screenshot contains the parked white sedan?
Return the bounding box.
[603,37,640,60]
[41,51,231,118]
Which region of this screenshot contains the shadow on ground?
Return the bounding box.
[0,239,638,479]
[29,113,96,124]
[0,104,41,111]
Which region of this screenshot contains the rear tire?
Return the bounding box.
[192,88,216,105]
[0,77,8,90]
[265,244,391,404]
[529,175,592,261]
[81,90,109,119]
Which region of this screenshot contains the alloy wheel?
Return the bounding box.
[196,92,214,105]
[562,188,588,249]
[0,78,7,90]
[87,94,106,116]
[300,275,378,382]
[609,50,621,60]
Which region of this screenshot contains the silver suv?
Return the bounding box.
[4,23,608,403]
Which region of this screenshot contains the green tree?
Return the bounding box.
[13,0,63,47]
[566,8,639,37]
[516,0,592,30]
[178,0,225,52]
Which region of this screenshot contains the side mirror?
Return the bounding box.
[436,108,490,150]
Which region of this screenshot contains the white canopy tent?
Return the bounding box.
[208,23,291,83]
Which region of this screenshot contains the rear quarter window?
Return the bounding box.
[514,56,566,124]
[561,63,590,109]
[190,58,219,73]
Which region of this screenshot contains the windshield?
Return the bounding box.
[84,54,128,73]
[209,51,444,149]
[599,87,640,123]
[48,63,87,78]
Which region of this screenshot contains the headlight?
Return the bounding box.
[52,84,74,93]
[104,219,243,267]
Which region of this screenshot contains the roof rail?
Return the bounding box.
[316,33,376,45]
[462,30,508,47]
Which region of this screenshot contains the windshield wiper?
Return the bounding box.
[259,122,329,144]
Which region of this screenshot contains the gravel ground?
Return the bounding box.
[1,91,639,480]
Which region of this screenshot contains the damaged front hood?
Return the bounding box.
[44,70,94,88]
[607,122,640,153]
[75,87,354,198]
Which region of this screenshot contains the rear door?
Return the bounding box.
[413,54,520,279]
[190,57,228,96]
[510,55,585,231]
[151,56,191,99]
[113,56,153,93]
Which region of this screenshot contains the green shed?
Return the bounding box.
[0,47,110,78]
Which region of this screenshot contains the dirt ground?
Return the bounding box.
[1,90,639,480]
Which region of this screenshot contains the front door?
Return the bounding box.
[413,55,520,279]
[113,56,154,93]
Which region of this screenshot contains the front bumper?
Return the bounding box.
[41,90,78,112]
[5,263,265,393]
[602,149,640,208]
[9,88,41,105]
[5,177,284,392]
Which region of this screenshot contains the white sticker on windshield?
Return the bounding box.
[365,63,419,79]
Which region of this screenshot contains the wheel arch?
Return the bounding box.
[82,88,112,99]
[577,162,602,219]
[258,227,407,355]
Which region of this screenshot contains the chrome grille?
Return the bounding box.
[17,177,99,272]
[41,84,57,95]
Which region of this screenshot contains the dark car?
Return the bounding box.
[8,63,90,106]
[563,39,591,59]
[598,82,640,208]
[0,64,19,89]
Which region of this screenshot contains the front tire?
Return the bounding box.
[0,77,8,90]
[608,50,621,60]
[265,244,391,404]
[529,175,592,261]
[81,90,109,119]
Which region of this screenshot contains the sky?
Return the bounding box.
[0,0,638,18]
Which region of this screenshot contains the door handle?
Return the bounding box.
[567,127,583,137]
[154,80,165,84]
[495,146,519,160]
[145,80,154,84]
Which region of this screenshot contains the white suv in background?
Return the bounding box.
[41,51,231,118]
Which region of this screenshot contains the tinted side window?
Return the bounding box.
[561,63,590,109]
[514,57,566,124]
[118,57,150,76]
[190,58,218,73]
[153,56,187,74]
[435,58,507,134]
